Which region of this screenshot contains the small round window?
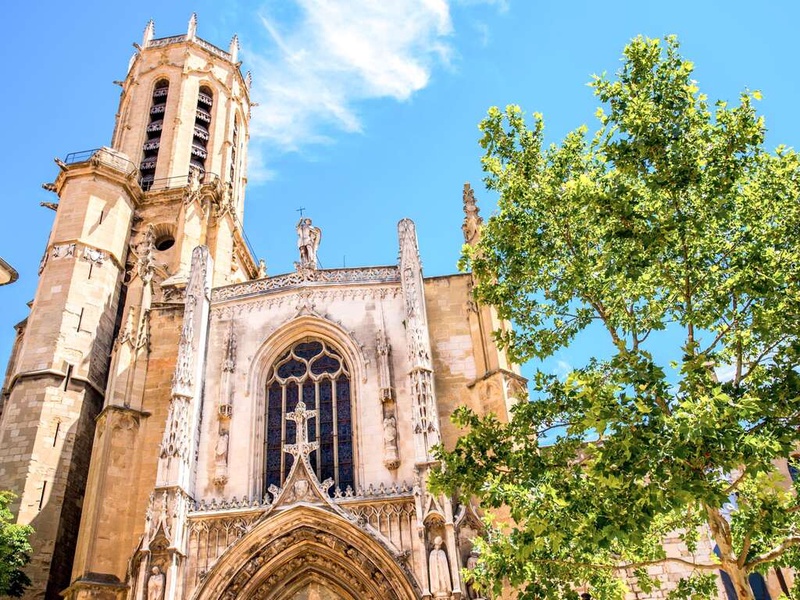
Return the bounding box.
[155,235,174,251]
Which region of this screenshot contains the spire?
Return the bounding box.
[187,13,197,40]
[462,182,483,246]
[229,34,239,63]
[245,71,253,89]
[141,19,155,47]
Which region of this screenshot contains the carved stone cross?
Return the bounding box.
[284,401,318,459]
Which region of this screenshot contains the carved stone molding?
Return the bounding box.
[144,487,194,547]
[159,395,190,462]
[82,246,107,267]
[42,241,121,272]
[216,526,410,600]
[212,266,400,302]
[52,242,76,259]
[211,286,401,318]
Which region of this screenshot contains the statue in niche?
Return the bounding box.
[296,217,322,269]
[215,431,229,485]
[383,415,399,469]
[428,536,452,599]
[216,432,229,464]
[147,566,165,600]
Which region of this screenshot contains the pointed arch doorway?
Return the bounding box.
[191,505,421,600]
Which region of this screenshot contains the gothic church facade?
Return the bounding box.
[0,18,524,600]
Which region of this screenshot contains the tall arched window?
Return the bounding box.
[265,339,354,496]
[140,79,169,190]
[190,85,213,175]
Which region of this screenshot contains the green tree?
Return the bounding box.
[0,492,32,597]
[434,36,800,600]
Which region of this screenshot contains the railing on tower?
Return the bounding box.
[63,148,138,174]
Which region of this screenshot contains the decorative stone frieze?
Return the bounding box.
[212,266,400,302]
[210,286,401,318]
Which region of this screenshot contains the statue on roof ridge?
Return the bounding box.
[296,217,322,270]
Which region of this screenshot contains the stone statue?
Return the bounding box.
[189,168,201,192]
[147,566,165,600]
[138,226,157,284]
[428,536,452,599]
[296,218,322,269]
[257,259,267,278]
[383,416,397,447]
[462,182,483,245]
[215,432,229,465]
[214,431,230,486]
[383,415,399,469]
[466,550,484,600]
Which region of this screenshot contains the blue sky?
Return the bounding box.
[1,1,799,382]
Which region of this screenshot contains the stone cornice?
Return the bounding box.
[212,266,401,303]
[54,148,142,206]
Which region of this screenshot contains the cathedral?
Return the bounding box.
[0,17,524,600]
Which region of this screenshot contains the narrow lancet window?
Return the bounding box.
[230,116,239,185]
[190,85,213,175]
[140,79,169,190]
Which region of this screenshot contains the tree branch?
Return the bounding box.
[740,334,790,381]
[723,470,747,495]
[746,536,800,570]
[517,556,720,573]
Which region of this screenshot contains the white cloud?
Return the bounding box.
[245,0,455,163]
[455,0,509,13]
[554,360,572,380]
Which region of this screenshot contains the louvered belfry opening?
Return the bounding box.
[230,116,239,184]
[191,86,213,175]
[140,79,169,191]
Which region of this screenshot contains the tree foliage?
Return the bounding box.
[433,36,800,600]
[0,491,32,597]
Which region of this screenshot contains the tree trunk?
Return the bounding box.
[725,566,755,600]
[704,504,755,600]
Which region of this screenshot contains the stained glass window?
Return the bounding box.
[265,339,354,495]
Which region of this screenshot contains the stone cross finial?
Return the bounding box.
[284,401,318,459]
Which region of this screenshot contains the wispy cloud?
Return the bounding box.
[554,359,572,380]
[245,0,454,164]
[455,0,509,13]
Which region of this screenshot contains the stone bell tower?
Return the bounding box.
[0,16,255,600]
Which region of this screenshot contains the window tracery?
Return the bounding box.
[265,339,354,496]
